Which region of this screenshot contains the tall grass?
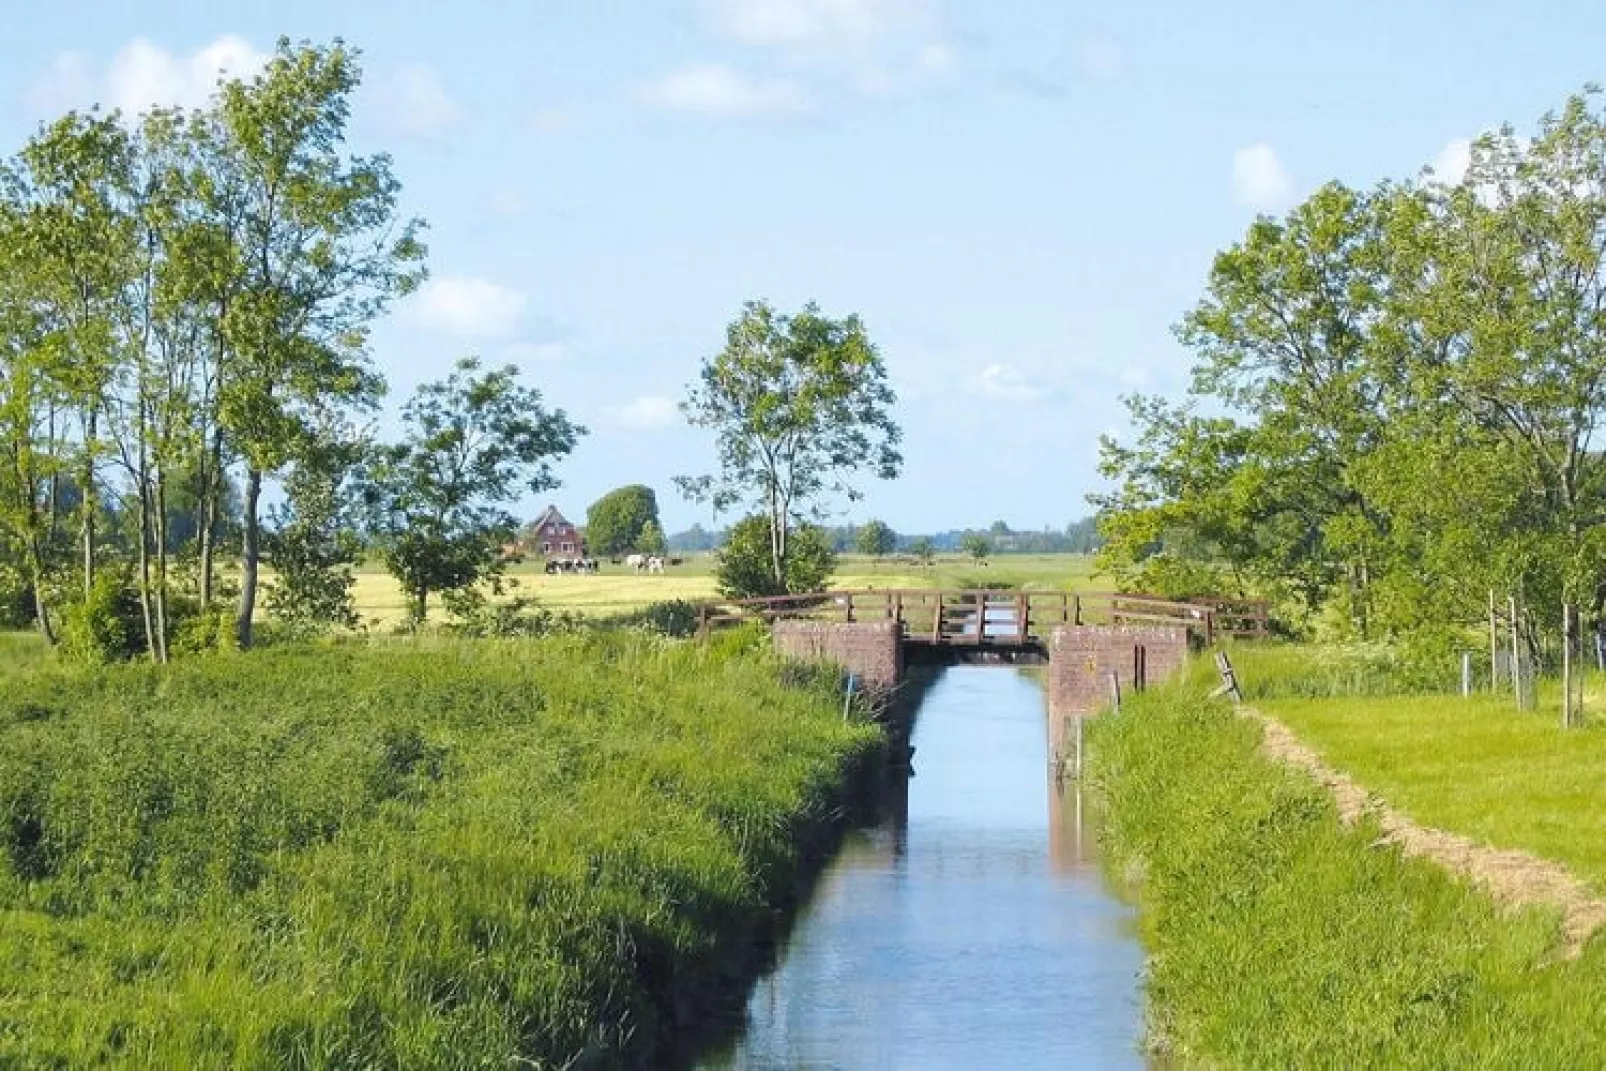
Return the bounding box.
[1089,683,1606,1066]
[0,628,880,1066]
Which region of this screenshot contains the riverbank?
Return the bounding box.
[0,629,881,1066]
[1089,679,1606,1066]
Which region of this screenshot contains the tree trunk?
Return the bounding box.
[136,480,157,663]
[154,471,169,663]
[236,466,262,649]
[80,410,96,598]
[198,424,224,610]
[415,588,428,624]
[29,546,56,647]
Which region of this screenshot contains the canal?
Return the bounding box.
[699,666,1146,1069]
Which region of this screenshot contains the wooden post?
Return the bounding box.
[1108,671,1122,712]
[975,591,987,644]
[1212,650,1243,704]
[1073,594,1083,627]
[1016,593,1028,641]
[932,594,943,644]
[1461,651,1472,698]
[1509,595,1523,711]
[1488,590,1500,691]
[893,591,904,630]
[697,603,711,641]
[844,593,855,624]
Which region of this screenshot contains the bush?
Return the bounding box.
[59,571,146,664]
[445,594,584,638]
[715,514,837,599]
[623,599,702,639]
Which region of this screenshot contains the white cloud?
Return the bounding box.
[372,64,458,138]
[1430,137,1472,185]
[610,396,680,430]
[27,35,267,118]
[977,363,1052,402]
[1076,35,1126,81]
[638,64,811,117]
[697,0,952,96]
[413,277,527,338]
[1232,143,1294,212]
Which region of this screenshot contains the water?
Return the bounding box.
[699,667,1145,1070]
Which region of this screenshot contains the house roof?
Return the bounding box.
[530,504,571,531]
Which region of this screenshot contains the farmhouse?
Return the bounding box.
[527,505,584,557]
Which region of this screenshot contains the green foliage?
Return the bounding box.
[0,635,879,1066]
[58,571,145,664]
[909,536,935,566]
[264,435,365,636]
[854,519,896,557]
[715,514,837,598]
[367,358,583,622]
[677,299,901,590]
[1096,88,1606,645]
[584,484,661,557]
[623,598,703,638]
[443,594,583,638]
[636,518,668,556]
[1092,684,1606,1067]
[959,532,992,561]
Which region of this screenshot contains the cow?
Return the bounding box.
[625,553,647,571]
[646,556,665,574]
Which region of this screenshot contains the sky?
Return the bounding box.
[3,0,1604,534]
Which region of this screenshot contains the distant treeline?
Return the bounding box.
[667,517,1103,554]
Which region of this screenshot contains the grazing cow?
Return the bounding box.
[625,553,646,571]
[647,556,665,574]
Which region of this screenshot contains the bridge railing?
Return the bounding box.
[697,589,1271,645]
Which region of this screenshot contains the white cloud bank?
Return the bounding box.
[638,63,812,117]
[1430,137,1472,185]
[1233,143,1294,212]
[370,64,458,138]
[977,363,1052,402]
[413,277,528,339]
[27,35,267,118]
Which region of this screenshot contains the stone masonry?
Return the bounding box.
[771,620,903,693]
[1045,624,1190,718]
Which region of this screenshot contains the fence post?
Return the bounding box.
[1488,590,1500,691]
[1461,651,1472,698]
[1108,671,1122,712]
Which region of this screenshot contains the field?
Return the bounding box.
[0,630,880,1066]
[347,553,1105,626]
[1230,647,1606,890]
[1090,672,1606,1067]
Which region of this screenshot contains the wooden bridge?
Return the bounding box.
[698,589,1269,648]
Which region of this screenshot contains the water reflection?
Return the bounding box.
[700,667,1144,1070]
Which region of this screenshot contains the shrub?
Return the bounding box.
[628,599,703,639]
[59,571,145,664]
[715,514,836,599]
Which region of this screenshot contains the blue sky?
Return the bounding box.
[3,1,1603,533]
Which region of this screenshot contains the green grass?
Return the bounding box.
[0,630,880,1066]
[1090,679,1606,1067]
[344,553,1105,626]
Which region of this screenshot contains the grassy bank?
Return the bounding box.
[1090,681,1606,1067]
[0,630,880,1066]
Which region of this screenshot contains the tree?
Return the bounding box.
[585,484,660,556]
[716,513,836,598]
[264,427,365,634]
[211,39,426,647]
[636,519,667,556]
[367,358,581,623]
[961,532,992,561]
[855,519,896,557]
[909,536,935,566]
[677,300,901,591]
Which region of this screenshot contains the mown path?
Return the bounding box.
[1246,706,1606,958]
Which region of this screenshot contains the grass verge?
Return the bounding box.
[1089,681,1606,1067]
[0,628,881,1067]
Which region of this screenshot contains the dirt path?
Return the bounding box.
[1246,706,1606,958]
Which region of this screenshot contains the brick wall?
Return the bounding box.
[771,620,903,693]
[1046,624,1190,718]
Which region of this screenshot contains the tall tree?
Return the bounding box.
[367,358,581,623]
[855,519,896,557]
[212,38,426,647]
[584,484,660,557]
[677,300,902,590]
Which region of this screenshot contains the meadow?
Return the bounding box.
[0,629,881,1066]
[1089,675,1606,1067]
[346,553,1104,626]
